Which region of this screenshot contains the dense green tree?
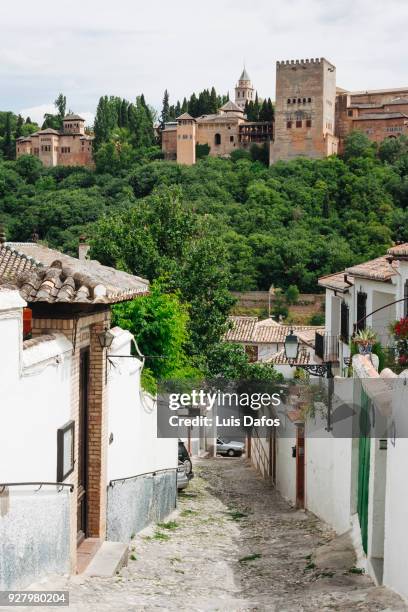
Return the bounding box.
[54,93,67,118]
[160,89,170,127]
[285,284,300,305]
[2,113,14,159]
[15,114,24,139]
[112,281,199,386]
[206,342,283,381]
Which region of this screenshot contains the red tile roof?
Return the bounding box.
[224,316,323,346]
[0,243,149,305]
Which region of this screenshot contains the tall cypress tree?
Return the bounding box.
[209,87,218,114]
[161,89,170,127]
[15,114,24,138]
[3,112,14,160]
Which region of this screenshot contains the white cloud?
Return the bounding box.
[19,103,94,127]
[19,104,55,124]
[2,0,408,117]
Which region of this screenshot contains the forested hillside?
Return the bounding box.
[1,132,407,292]
[1,131,408,382]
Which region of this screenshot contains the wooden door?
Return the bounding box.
[296,425,305,508]
[77,348,89,545]
[358,388,371,554]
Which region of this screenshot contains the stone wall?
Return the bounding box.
[106,470,177,542]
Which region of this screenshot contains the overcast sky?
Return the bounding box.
[1,0,407,125]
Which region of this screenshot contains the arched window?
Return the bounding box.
[215,133,221,145]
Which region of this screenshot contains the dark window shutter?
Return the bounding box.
[357,292,367,332]
[341,302,349,344]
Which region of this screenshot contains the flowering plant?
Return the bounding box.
[390,317,408,366]
[390,317,408,340]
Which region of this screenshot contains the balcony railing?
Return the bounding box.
[315,332,339,363]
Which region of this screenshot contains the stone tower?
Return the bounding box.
[235,68,255,110]
[270,58,338,164]
[176,113,196,165]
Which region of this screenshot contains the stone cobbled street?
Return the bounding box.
[21,458,408,611]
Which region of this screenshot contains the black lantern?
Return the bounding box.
[284,329,299,363]
[97,327,114,349]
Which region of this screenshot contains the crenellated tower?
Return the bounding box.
[270,57,338,164]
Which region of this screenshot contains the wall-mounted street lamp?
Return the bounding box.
[97,327,115,350]
[284,329,334,431]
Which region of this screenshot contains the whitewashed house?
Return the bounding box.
[318,243,408,373]
[0,238,177,589]
[224,316,324,378]
[249,243,408,602]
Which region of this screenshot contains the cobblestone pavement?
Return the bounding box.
[23,458,407,611]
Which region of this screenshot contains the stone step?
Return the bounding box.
[83,541,128,577]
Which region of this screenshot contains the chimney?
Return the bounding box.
[78,234,90,261]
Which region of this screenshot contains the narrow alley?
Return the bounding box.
[25,458,407,612]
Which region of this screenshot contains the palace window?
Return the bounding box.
[215,133,221,145]
[306,119,312,128]
[348,110,353,117]
[61,147,71,153]
[303,98,306,104]
[292,98,296,104]
[296,120,302,128]
[287,98,291,104]
[287,121,292,129]
[308,97,312,103]
[230,135,234,142]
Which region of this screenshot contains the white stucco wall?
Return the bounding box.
[383,380,408,600]
[0,291,73,484]
[305,436,353,534]
[275,430,296,505]
[106,328,177,483]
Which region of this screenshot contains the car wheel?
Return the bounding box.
[183,459,192,475]
[227,449,235,457]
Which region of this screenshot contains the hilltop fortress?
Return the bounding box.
[162,58,408,165]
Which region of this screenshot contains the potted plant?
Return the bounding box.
[390,317,408,367]
[354,328,378,354]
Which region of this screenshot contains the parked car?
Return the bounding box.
[177,461,189,490]
[216,437,245,457]
[178,439,194,479]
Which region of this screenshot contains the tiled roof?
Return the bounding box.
[196,114,242,124]
[346,256,397,281]
[318,272,354,291]
[176,113,195,121]
[387,243,408,259]
[220,100,243,113]
[31,129,61,136]
[266,348,311,365]
[224,316,258,342]
[239,68,251,81]
[63,113,85,121]
[224,316,323,345]
[0,243,149,305]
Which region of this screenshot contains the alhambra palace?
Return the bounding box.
[16,58,408,167]
[16,113,94,167]
[162,58,408,165]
